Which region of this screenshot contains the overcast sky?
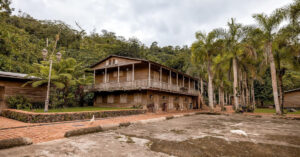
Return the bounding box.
[11,0,293,47]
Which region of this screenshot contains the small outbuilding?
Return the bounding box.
[0,71,46,110]
[284,88,300,109]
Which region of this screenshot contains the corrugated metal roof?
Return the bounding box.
[285,88,300,93]
[0,71,37,80]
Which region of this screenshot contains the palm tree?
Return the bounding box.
[253,10,285,114]
[191,30,219,111]
[216,18,244,111]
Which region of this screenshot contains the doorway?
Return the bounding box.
[161,103,167,112]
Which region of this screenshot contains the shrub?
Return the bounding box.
[6,95,32,110]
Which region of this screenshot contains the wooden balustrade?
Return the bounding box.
[85,79,198,96]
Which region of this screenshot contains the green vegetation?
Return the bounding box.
[254,108,300,114]
[0,0,299,113]
[6,95,32,110]
[22,106,131,113]
[191,0,300,114]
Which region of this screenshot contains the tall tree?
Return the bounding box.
[191,30,219,111]
[253,9,285,114]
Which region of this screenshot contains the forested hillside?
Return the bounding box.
[0,0,299,111]
[0,5,191,74]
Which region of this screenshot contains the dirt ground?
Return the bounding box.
[1,114,300,157]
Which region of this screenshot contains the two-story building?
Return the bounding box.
[85,55,200,112]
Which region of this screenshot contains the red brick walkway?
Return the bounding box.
[0,111,198,143]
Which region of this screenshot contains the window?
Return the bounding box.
[108,95,114,103]
[184,97,188,102]
[162,96,166,100]
[96,96,103,103]
[120,94,127,103]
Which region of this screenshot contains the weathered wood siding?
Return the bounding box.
[0,78,47,109]
[93,57,141,70]
[284,91,300,108]
[94,90,196,112]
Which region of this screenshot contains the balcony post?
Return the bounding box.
[117,66,120,83]
[104,68,107,83]
[132,64,135,81]
[93,69,95,84]
[183,76,184,87]
[189,78,190,91]
[169,70,171,85]
[148,63,151,87]
[160,67,162,88]
[176,73,178,88]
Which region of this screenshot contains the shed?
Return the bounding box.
[0,71,46,110]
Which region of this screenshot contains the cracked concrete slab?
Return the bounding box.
[0,114,299,157]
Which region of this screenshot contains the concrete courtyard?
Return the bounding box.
[0,114,299,157]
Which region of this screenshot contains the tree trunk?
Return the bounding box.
[268,42,281,114]
[244,73,250,107]
[200,78,205,107]
[220,82,224,111]
[275,49,285,114]
[278,73,284,113]
[200,78,204,95]
[233,58,239,111]
[218,87,221,105]
[251,79,256,110]
[207,61,214,111]
[225,92,227,105]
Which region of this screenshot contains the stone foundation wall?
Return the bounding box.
[0,109,146,123]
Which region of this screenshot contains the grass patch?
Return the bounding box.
[22,106,132,113]
[254,108,300,114]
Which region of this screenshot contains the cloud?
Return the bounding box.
[11,0,293,46]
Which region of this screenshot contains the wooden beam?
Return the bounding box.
[132,64,135,81]
[117,66,120,83]
[104,68,107,83]
[189,78,190,90]
[176,73,178,87]
[169,70,171,85]
[148,63,151,86]
[93,69,95,84]
[183,76,184,87]
[160,66,162,87]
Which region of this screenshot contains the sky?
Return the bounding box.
[11,0,293,47]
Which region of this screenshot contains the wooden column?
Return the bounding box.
[160,67,162,88]
[93,69,95,84]
[148,63,151,86]
[117,66,120,83]
[183,76,184,87]
[104,68,107,83]
[169,70,171,85]
[132,64,135,81]
[176,73,178,87]
[189,78,190,90]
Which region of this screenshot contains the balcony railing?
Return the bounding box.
[85,79,198,96]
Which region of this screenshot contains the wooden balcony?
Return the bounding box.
[85,79,199,96]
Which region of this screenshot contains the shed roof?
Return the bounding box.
[0,71,37,80]
[285,88,300,93]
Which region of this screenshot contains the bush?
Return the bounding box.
[6,95,32,110]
